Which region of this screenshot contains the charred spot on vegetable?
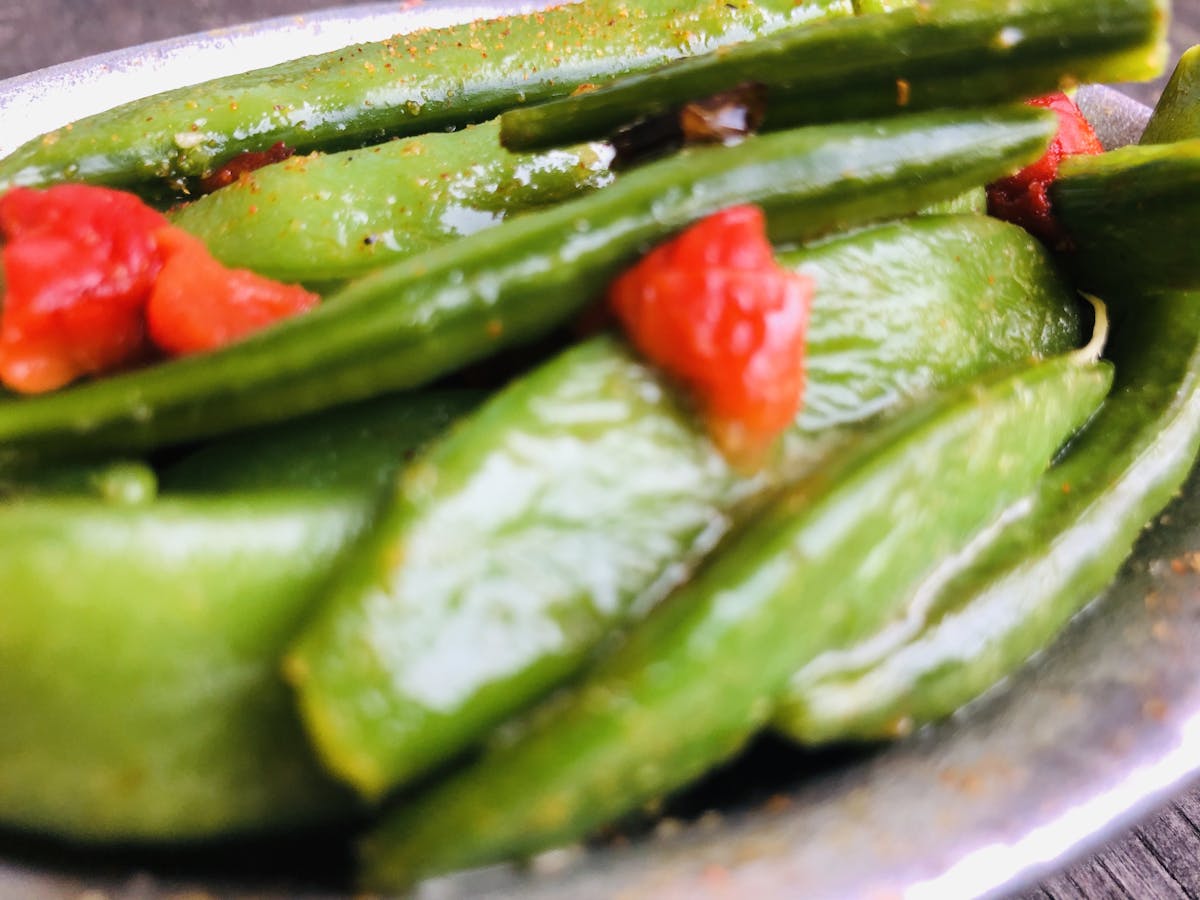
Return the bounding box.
[612,82,766,168]
[198,142,296,195]
[679,83,767,143]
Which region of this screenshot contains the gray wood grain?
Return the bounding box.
[1135,807,1200,897]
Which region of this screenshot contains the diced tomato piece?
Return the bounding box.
[609,205,812,465]
[0,185,167,393]
[0,184,321,393]
[146,227,319,356]
[987,92,1105,248]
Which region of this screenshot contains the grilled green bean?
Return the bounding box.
[774,291,1200,742]
[0,107,1055,464]
[169,120,615,284]
[1052,138,1200,294]
[359,353,1112,886]
[286,214,1084,798]
[499,0,1167,151]
[1141,45,1200,143]
[0,0,846,194]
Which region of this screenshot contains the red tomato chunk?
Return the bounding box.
[0,184,318,394]
[148,228,318,355]
[987,92,1104,248]
[0,186,166,393]
[609,205,812,464]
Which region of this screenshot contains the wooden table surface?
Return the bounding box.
[1,2,1199,897]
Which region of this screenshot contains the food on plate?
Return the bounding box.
[360,349,1112,885]
[0,184,318,393]
[0,0,843,194]
[0,106,1056,462]
[0,0,1196,891]
[285,212,1083,800]
[497,0,1167,150]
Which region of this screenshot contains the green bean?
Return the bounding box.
[359,353,1112,887]
[499,0,1167,151]
[286,214,1083,799]
[0,492,363,840]
[169,120,615,284]
[775,291,1200,742]
[1141,45,1200,143]
[0,0,847,194]
[1052,138,1200,294]
[774,39,1200,744]
[0,107,1056,464]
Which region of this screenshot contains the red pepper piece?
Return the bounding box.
[146,227,319,356]
[609,205,812,465]
[198,142,295,194]
[987,92,1104,248]
[0,185,167,394]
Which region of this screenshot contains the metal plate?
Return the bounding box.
[0,6,1195,898]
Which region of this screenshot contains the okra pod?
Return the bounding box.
[0,0,845,193]
[500,0,1168,151]
[775,292,1200,743]
[0,385,485,841]
[1052,138,1200,294]
[169,120,615,284]
[0,108,1056,464]
[774,55,1200,744]
[0,492,363,840]
[286,214,1084,799]
[1141,45,1200,143]
[359,353,1113,886]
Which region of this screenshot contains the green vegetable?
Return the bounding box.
[1052,138,1200,294]
[774,39,1200,745]
[1140,45,1200,144]
[359,352,1113,887]
[0,457,157,505]
[920,187,987,216]
[0,492,364,840]
[499,0,1167,151]
[774,292,1200,743]
[0,0,846,193]
[169,120,615,284]
[162,390,481,493]
[0,107,1055,464]
[286,213,1084,799]
[0,386,484,841]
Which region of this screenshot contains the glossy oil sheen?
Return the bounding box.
[776,291,1200,743]
[0,108,1055,463]
[170,120,616,283]
[499,0,1168,150]
[285,214,1082,798]
[359,356,1113,886]
[0,0,844,191]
